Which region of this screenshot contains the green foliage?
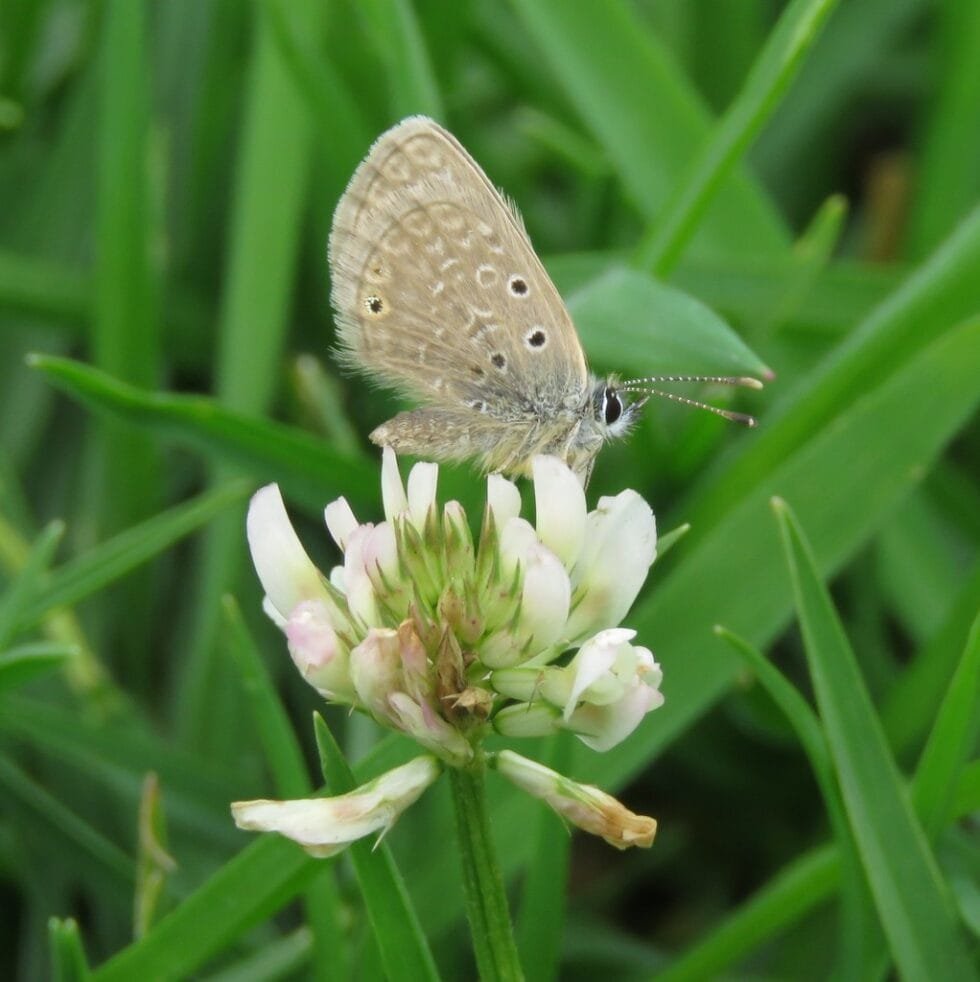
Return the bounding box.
[0,0,977,978]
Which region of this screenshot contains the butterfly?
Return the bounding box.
[328,116,757,486]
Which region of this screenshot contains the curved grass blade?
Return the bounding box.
[634,0,840,275]
[0,519,64,646]
[314,714,441,982]
[773,497,978,981]
[28,355,377,513]
[0,641,77,692]
[14,480,250,634]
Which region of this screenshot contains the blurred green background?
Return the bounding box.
[1,0,978,978]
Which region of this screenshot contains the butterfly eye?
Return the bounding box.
[603,388,622,425]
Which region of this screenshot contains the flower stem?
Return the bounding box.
[448,755,524,981]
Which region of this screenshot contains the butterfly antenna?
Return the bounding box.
[622,374,764,427]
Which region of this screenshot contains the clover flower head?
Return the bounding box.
[234,450,664,854]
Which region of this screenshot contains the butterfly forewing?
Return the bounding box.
[328,117,589,426]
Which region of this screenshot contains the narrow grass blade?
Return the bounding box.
[508,0,787,254]
[904,0,980,257]
[715,627,878,976]
[49,918,91,982]
[773,497,977,981]
[515,735,571,982]
[758,193,848,336]
[314,714,441,982]
[15,480,250,633]
[0,519,64,646]
[911,612,980,838]
[634,0,840,274]
[0,641,77,692]
[28,355,377,512]
[657,845,839,982]
[93,0,161,535]
[0,251,88,325]
[92,836,319,982]
[361,0,443,119]
[0,755,135,890]
[222,595,309,798]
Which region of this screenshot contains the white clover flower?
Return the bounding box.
[237,449,664,853]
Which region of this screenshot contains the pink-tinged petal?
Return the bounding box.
[387,693,473,765]
[487,473,521,526]
[565,491,657,641]
[349,628,402,717]
[231,755,440,857]
[247,485,325,619]
[285,600,355,702]
[532,456,586,568]
[493,750,656,849]
[381,447,408,520]
[324,497,358,551]
[406,461,438,528]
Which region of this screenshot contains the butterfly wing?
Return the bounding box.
[328,117,590,448]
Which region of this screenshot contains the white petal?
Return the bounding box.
[407,461,439,528]
[247,485,325,620]
[518,542,571,652]
[565,491,657,641]
[563,629,634,720]
[381,446,408,520]
[487,473,521,526]
[567,680,664,752]
[532,456,586,568]
[324,497,358,551]
[231,756,440,857]
[498,517,538,578]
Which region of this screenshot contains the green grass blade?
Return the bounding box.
[882,558,980,759]
[911,612,980,838]
[515,736,571,982]
[714,627,877,976]
[657,845,839,982]
[681,206,980,539]
[508,0,788,254]
[92,836,318,982]
[28,355,377,513]
[49,917,92,982]
[0,518,64,646]
[360,0,443,119]
[0,251,88,325]
[92,0,161,535]
[15,480,250,633]
[181,0,324,754]
[314,714,441,982]
[904,0,980,257]
[758,193,848,336]
[773,497,977,981]
[634,0,840,274]
[0,641,77,692]
[222,595,309,797]
[0,755,135,891]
